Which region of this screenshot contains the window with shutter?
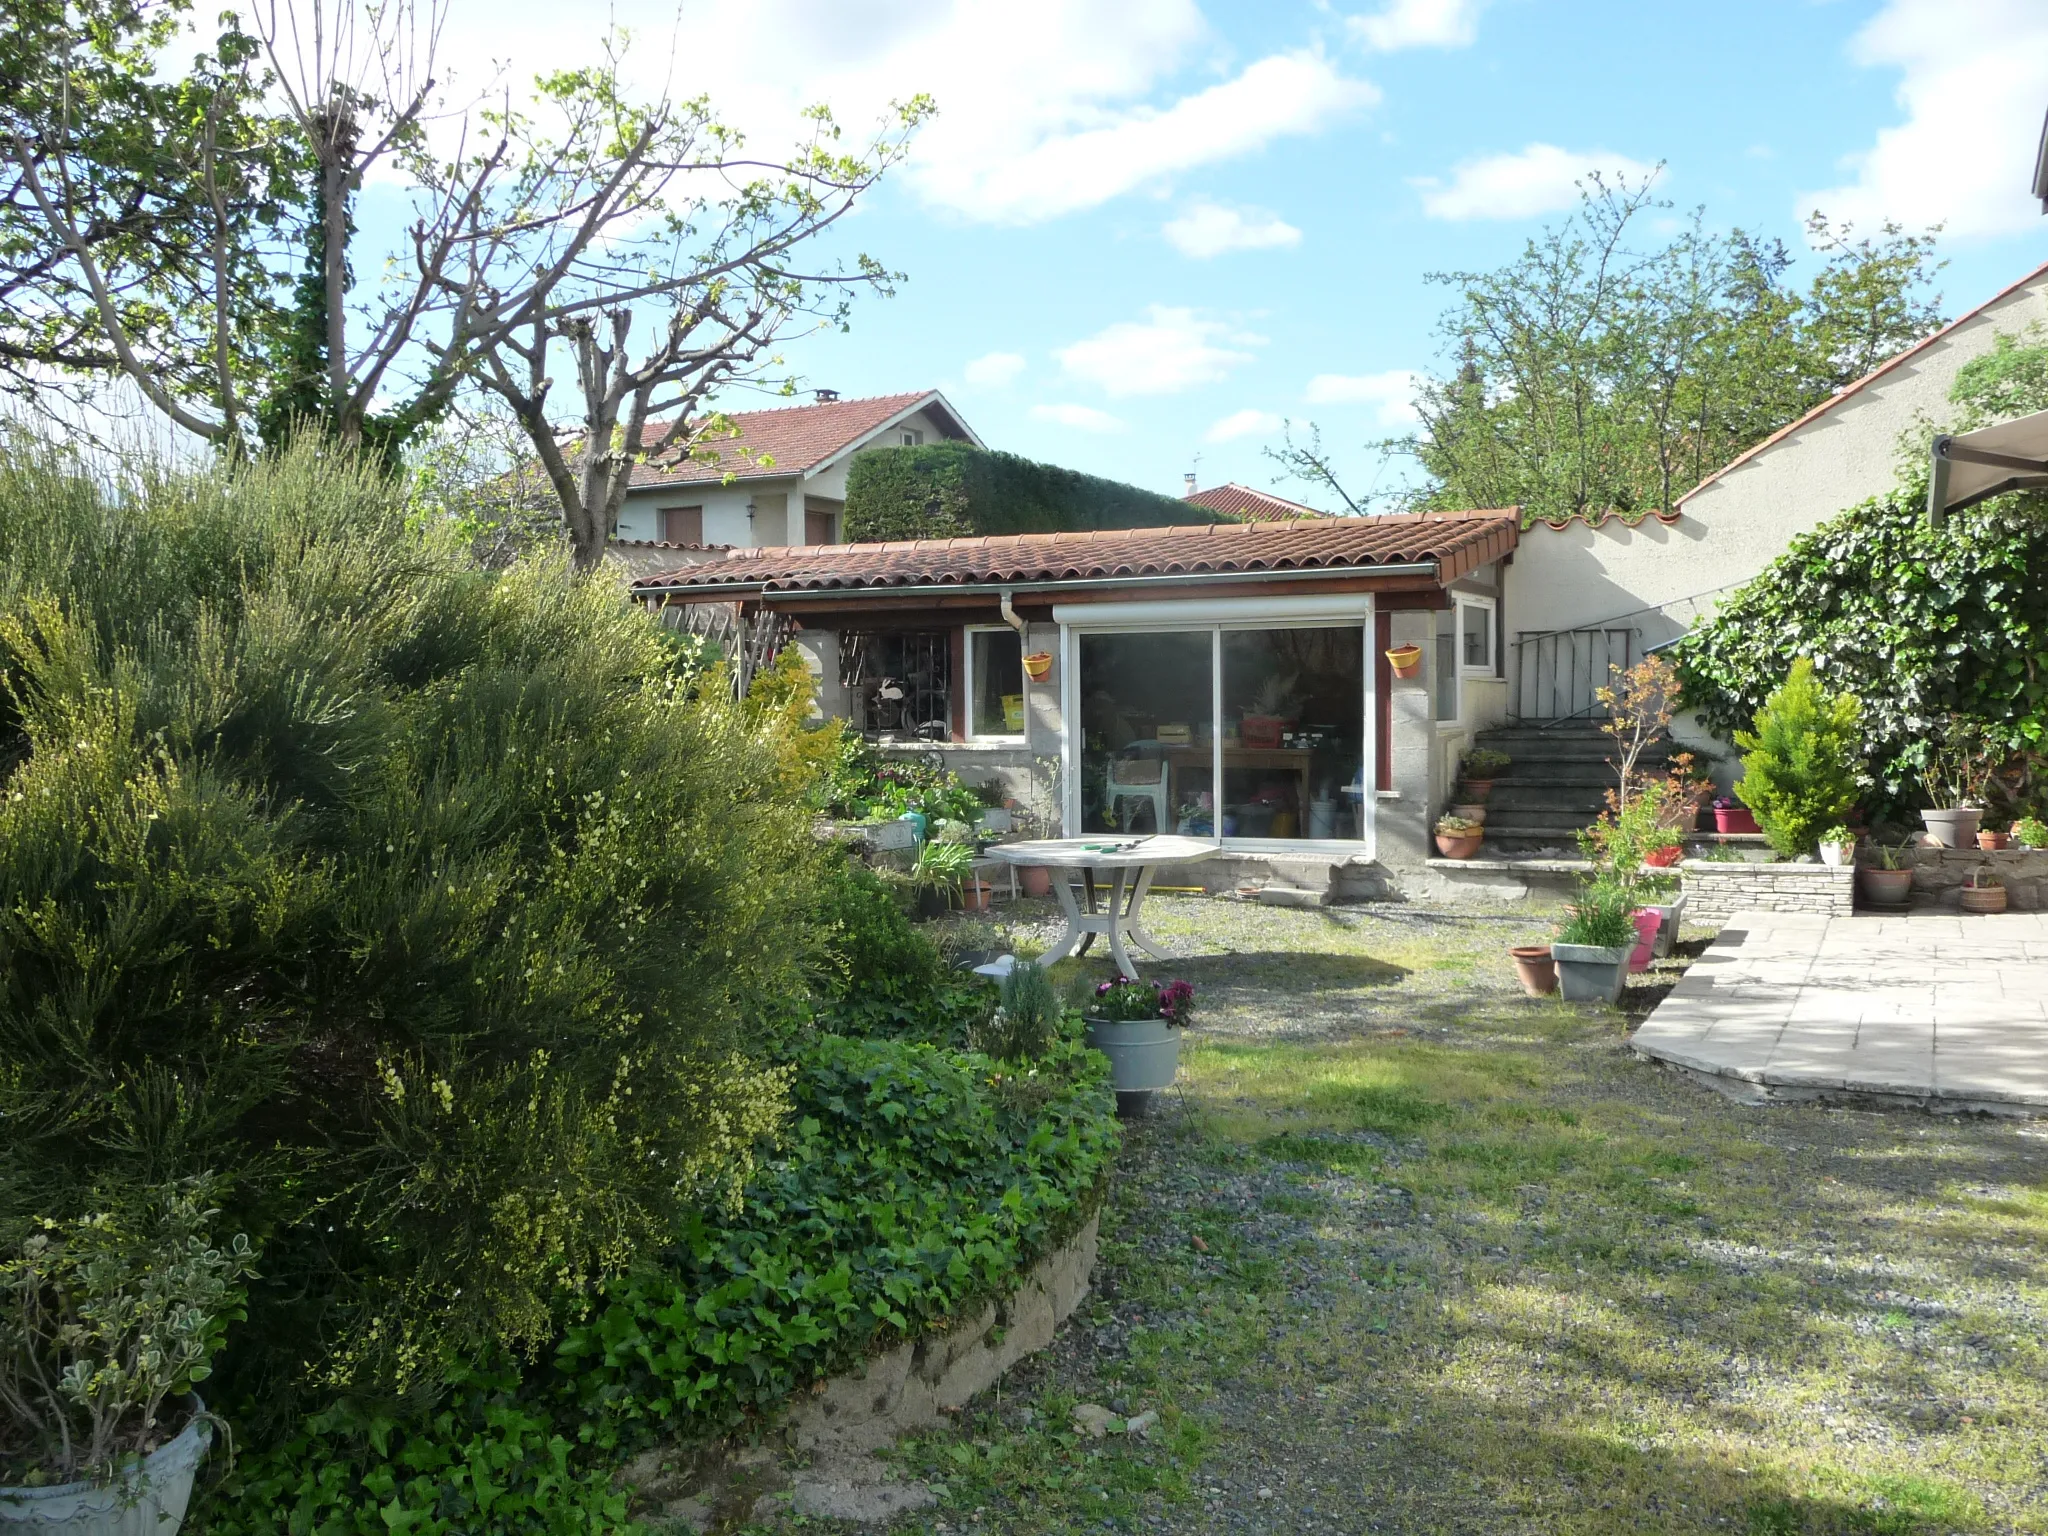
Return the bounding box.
[658,506,702,544]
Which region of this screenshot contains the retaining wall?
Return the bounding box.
[1902,847,2048,911]
[1680,859,1854,921]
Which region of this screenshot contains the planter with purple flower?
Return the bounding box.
[1085,975,1195,1105]
[1711,796,1759,835]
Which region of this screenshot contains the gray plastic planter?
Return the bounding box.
[1920,808,1982,849]
[1550,943,1629,1005]
[1084,1017,1181,1093]
[1,1404,210,1535]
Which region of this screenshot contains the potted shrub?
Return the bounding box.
[1385,643,1423,678]
[1240,674,1298,750]
[1959,867,2007,915]
[1551,884,1636,1004]
[1711,796,1760,835]
[1857,838,1916,908]
[1084,975,1195,1103]
[1977,825,2008,852]
[1460,748,1512,801]
[2016,816,2048,850]
[1731,658,1862,859]
[1434,813,1484,859]
[910,839,975,918]
[1817,825,1856,867]
[1509,944,1556,996]
[0,1185,253,1536]
[1917,723,1989,849]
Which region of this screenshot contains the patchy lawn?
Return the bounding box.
[758,898,2048,1536]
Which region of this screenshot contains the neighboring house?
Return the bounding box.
[610,390,981,554]
[631,513,1516,892]
[1502,256,2048,751]
[1180,481,1327,521]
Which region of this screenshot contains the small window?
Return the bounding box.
[966,626,1025,740]
[805,509,835,544]
[658,505,702,545]
[900,428,924,447]
[1458,596,1496,676]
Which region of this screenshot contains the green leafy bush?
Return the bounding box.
[824,738,984,824]
[1733,659,1864,857]
[810,857,976,1040]
[844,442,1229,542]
[0,441,815,1419]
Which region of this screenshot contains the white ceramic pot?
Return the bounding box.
[1083,1017,1181,1093]
[1818,841,1854,867]
[1550,943,1629,1004]
[1,1404,210,1535]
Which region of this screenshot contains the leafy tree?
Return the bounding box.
[1270,177,1945,522]
[1733,658,1864,857]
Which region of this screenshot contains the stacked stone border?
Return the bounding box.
[1680,860,1853,922]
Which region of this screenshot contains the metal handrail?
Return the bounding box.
[1510,624,1638,725]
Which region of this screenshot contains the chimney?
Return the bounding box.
[813,388,840,403]
[1183,471,1197,497]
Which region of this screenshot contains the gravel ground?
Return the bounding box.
[742,897,2048,1536]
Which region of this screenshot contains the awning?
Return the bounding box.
[1926,407,2048,528]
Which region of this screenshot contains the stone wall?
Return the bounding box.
[1902,847,2048,911]
[1681,859,1854,921]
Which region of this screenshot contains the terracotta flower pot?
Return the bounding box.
[1960,884,2008,915]
[1857,866,1914,907]
[1509,944,1556,996]
[1022,651,1054,682]
[1713,806,1760,835]
[1644,846,1683,868]
[1020,864,1053,898]
[1461,779,1495,803]
[1451,803,1487,824]
[1385,644,1423,678]
[961,877,993,913]
[1435,831,1483,859]
[1977,829,2008,851]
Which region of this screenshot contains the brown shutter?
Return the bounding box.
[659,506,703,544]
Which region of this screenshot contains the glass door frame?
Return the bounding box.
[1057,595,1377,858]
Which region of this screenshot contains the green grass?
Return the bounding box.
[749,898,2048,1535]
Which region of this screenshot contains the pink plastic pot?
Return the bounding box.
[1627,908,1661,973]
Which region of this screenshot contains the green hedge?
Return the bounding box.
[844,442,1229,541]
[207,1032,1118,1534]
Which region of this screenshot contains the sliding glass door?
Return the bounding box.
[1067,609,1374,848]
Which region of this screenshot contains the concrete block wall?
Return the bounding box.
[1681,860,1854,922]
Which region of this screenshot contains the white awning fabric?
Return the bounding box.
[1927,407,2048,527]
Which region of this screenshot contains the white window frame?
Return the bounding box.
[1456,594,1498,679]
[1053,594,1378,858]
[963,625,1027,743]
[900,428,925,446]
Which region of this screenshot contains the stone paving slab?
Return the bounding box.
[1630,910,2048,1110]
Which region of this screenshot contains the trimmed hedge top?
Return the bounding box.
[844,442,1231,541]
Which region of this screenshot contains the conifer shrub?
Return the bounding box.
[1733,658,1864,858]
[0,440,818,1422]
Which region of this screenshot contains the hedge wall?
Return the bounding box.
[844,442,1228,541]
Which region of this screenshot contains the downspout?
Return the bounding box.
[998,585,1026,634]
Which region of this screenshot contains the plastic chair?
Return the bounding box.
[1107,757,1170,832]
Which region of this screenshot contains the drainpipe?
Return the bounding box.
[998,585,1026,634]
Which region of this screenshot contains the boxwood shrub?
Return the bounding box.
[844,442,1230,541]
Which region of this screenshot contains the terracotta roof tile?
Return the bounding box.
[1182,483,1326,521]
[623,391,967,488]
[632,511,1518,597]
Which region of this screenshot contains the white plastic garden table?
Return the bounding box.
[986,836,1220,977]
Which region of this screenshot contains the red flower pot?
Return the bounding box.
[1645,846,1683,868]
[1713,806,1759,835]
[1628,908,1661,973]
[1240,714,1286,750]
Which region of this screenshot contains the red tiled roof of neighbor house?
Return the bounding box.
[632,510,1519,597]
[621,390,973,488]
[1677,255,2048,506]
[1181,483,1326,521]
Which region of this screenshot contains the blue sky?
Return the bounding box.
[392,0,2048,509]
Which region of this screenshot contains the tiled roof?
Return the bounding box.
[1678,256,2048,506]
[622,391,969,488]
[632,511,1518,597]
[1182,483,1325,521]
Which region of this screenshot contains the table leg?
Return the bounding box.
[1039,869,1088,965]
[1106,866,1140,979]
[1075,866,1100,955]
[1123,865,1173,959]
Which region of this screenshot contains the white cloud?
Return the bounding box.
[1057,306,1261,397]
[1205,408,1283,443]
[1162,201,1303,258]
[1304,370,1421,427]
[417,3,1374,226]
[1029,402,1127,433]
[1797,0,2048,240]
[1412,143,1657,220]
[1350,0,1481,51]
[963,351,1026,387]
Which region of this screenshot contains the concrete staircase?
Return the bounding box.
[1468,723,1664,854]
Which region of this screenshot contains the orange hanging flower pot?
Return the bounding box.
[1385,644,1423,679]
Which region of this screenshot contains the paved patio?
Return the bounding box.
[1631,911,2048,1111]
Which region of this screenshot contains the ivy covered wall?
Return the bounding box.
[844,442,1228,541]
